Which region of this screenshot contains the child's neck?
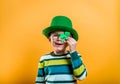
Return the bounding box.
[54,50,67,55]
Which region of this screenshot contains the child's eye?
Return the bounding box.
[54,34,58,36]
[53,34,59,38]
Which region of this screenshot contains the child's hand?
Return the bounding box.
[67,37,77,53]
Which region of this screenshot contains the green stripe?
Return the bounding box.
[38,62,44,68]
[35,81,45,83]
[74,64,85,76]
[44,59,71,67]
[76,68,87,78]
[40,57,71,63]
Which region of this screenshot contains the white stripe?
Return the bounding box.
[45,74,76,81]
[36,77,44,82]
[78,53,81,56]
[40,54,71,61]
[40,53,81,62]
[46,82,77,84]
[78,70,87,80]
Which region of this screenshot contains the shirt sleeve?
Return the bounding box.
[70,51,87,80]
[35,59,45,84]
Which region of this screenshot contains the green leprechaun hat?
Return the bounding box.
[42,15,79,41]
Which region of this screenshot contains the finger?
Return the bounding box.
[67,37,76,44]
[67,37,76,42]
[67,39,74,46]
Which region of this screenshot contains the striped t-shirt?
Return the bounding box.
[35,51,87,84]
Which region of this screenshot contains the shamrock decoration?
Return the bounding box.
[59,32,70,43]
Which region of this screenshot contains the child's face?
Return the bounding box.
[49,31,68,53]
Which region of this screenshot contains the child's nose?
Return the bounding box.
[58,36,62,40]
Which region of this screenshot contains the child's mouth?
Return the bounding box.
[55,42,63,45]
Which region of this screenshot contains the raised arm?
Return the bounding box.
[70,51,87,80]
[67,37,87,80]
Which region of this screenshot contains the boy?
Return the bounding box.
[35,16,87,84]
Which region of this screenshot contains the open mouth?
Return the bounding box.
[55,42,63,45]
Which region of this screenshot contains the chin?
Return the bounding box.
[55,47,65,52]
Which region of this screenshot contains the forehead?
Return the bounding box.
[51,31,64,35]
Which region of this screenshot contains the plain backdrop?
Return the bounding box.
[0,0,120,84]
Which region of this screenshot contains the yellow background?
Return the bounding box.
[0,0,120,84]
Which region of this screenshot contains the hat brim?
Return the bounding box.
[42,26,79,41]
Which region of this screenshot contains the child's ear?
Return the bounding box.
[48,36,51,41]
[48,33,52,41]
[49,37,51,41]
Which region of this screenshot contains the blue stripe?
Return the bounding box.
[44,65,73,75]
[37,68,45,77]
[72,56,83,69]
[70,51,80,60]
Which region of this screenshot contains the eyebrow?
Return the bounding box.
[55,32,65,34]
[53,33,58,34]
